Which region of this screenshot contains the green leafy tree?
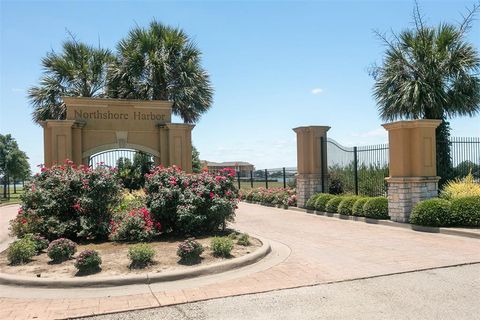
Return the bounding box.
[0,134,30,198]
[371,3,480,186]
[116,152,154,190]
[192,146,202,173]
[108,21,213,123]
[28,39,114,123]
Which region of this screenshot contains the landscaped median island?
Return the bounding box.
[0,161,267,283]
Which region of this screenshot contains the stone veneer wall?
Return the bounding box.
[297,173,323,208]
[386,177,439,222]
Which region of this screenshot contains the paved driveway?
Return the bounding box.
[0,205,17,252]
[1,202,479,319]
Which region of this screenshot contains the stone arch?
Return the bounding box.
[41,97,194,172]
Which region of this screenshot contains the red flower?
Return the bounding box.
[209,192,215,200]
[73,202,81,211]
[21,218,27,224]
[17,208,23,215]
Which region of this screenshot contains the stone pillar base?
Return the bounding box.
[386,177,439,222]
[296,173,324,208]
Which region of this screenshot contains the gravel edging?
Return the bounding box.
[0,237,271,288]
[285,206,480,239]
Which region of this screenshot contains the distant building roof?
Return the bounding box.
[202,161,254,167]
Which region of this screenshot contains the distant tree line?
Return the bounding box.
[0,134,31,198]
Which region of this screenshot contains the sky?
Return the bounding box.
[1,0,479,172]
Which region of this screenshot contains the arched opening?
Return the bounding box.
[88,149,156,169]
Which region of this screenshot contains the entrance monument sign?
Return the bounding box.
[41,97,194,172]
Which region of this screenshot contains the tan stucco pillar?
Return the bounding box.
[382,119,441,222]
[165,123,195,173]
[41,120,77,167]
[293,126,330,208]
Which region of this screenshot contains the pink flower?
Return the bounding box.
[209,192,215,200]
[17,208,23,215]
[73,202,81,211]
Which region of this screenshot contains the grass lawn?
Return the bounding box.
[0,186,23,206]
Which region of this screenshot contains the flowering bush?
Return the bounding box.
[110,207,161,242]
[47,238,77,262]
[177,238,204,263]
[75,250,102,273]
[244,187,296,207]
[10,160,122,241]
[116,189,147,212]
[145,166,238,235]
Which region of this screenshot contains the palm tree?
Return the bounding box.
[107,21,213,123]
[28,40,114,123]
[372,3,480,185]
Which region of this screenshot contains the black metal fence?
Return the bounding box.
[235,167,297,190]
[437,137,480,185]
[325,138,389,196]
[88,149,155,168]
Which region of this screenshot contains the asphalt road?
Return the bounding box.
[80,263,480,320]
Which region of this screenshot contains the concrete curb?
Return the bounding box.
[0,237,271,288]
[274,205,480,240]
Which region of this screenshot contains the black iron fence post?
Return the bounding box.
[265,169,268,189]
[283,167,286,188]
[353,146,359,195]
[237,171,241,190]
[250,170,253,188]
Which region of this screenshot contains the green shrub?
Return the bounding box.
[441,173,480,200]
[237,233,251,246]
[450,196,480,227]
[7,239,36,265]
[305,194,320,210]
[337,196,359,215]
[363,197,389,219]
[410,198,452,227]
[211,237,234,257]
[325,196,344,213]
[128,243,155,268]
[227,232,238,240]
[22,233,49,254]
[352,197,369,216]
[47,238,77,262]
[314,194,336,212]
[177,238,204,264]
[74,250,102,273]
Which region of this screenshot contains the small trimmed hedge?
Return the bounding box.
[409,196,480,227]
[363,197,389,219]
[325,196,345,213]
[450,196,480,227]
[75,250,102,273]
[305,194,321,210]
[338,196,359,215]
[314,194,336,212]
[211,237,234,257]
[352,198,369,216]
[128,243,155,268]
[7,239,36,265]
[410,198,452,227]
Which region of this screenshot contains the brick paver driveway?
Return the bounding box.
[1,202,479,319]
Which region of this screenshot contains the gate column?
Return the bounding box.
[293,126,330,208]
[382,119,441,222]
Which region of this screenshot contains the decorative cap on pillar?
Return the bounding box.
[382,119,441,177]
[293,125,330,175]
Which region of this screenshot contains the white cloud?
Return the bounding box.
[311,88,323,95]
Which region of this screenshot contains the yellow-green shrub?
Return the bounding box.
[441,173,480,200]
